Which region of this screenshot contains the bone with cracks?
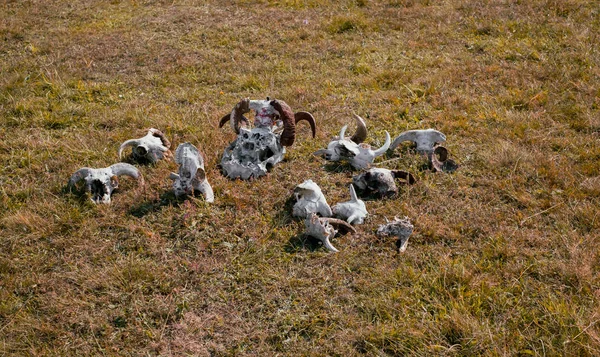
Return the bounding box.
[219,98,316,180]
[292,179,332,218]
[304,213,356,252]
[377,217,414,253]
[68,163,142,204]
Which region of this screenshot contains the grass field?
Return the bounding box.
[1,0,599,355]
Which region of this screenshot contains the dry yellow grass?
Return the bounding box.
[1,0,599,355]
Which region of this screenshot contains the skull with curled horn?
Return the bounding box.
[218,98,317,180]
[314,114,390,170]
[118,128,172,164]
[170,143,214,202]
[68,163,143,204]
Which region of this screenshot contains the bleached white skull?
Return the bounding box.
[218,98,316,180]
[68,163,142,204]
[118,128,172,164]
[389,129,446,154]
[353,168,416,197]
[292,179,332,218]
[332,185,368,225]
[304,213,356,252]
[314,114,390,170]
[170,143,214,202]
[377,217,414,252]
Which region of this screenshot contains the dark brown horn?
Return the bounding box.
[392,170,417,185]
[325,218,357,235]
[218,99,250,134]
[350,114,368,144]
[294,111,316,138]
[270,99,296,146]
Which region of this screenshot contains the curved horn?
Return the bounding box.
[372,131,391,157]
[339,125,348,141]
[392,170,417,185]
[349,184,359,202]
[149,128,171,149]
[325,217,357,235]
[270,99,296,146]
[68,168,92,189]
[350,114,368,144]
[313,149,331,157]
[109,163,141,180]
[118,139,141,159]
[434,145,448,162]
[218,99,250,134]
[294,111,316,138]
[322,235,339,253]
[389,130,417,152]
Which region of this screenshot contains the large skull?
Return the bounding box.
[221,127,285,180]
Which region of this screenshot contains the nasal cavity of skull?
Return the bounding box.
[91,179,106,197]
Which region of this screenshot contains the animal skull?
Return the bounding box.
[219,98,316,180]
[353,168,416,197]
[304,213,356,252]
[118,128,171,164]
[377,216,414,252]
[170,143,214,202]
[314,114,390,170]
[389,129,446,154]
[68,163,142,204]
[332,185,368,225]
[292,179,332,218]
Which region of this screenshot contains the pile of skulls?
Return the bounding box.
[67,97,459,253]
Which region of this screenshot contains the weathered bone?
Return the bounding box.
[118,128,172,164]
[304,213,356,252]
[219,98,316,180]
[429,145,459,173]
[68,163,142,204]
[389,129,446,154]
[314,114,390,170]
[377,216,414,252]
[292,179,332,218]
[353,168,416,196]
[170,143,214,202]
[332,185,368,225]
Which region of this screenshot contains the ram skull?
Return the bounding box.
[219,98,316,180]
[353,168,416,197]
[314,114,390,170]
[118,128,172,164]
[170,143,214,202]
[332,184,368,225]
[304,213,356,252]
[68,163,142,204]
[292,179,332,218]
[389,129,446,154]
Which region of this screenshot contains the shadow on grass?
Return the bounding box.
[322,161,356,174]
[271,194,297,228]
[284,234,324,253]
[128,191,184,218]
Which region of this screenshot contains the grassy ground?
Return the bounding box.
[1,0,599,355]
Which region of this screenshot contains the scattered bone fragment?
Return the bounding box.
[314,114,390,170]
[118,128,171,164]
[170,143,214,202]
[292,179,332,218]
[332,185,368,225]
[377,217,414,252]
[304,213,356,252]
[68,163,142,204]
[389,129,446,154]
[219,98,316,179]
[353,168,416,197]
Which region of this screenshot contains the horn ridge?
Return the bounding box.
[270,99,296,146]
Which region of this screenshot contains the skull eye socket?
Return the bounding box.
[252,133,260,139]
[242,133,249,139]
[183,171,191,179]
